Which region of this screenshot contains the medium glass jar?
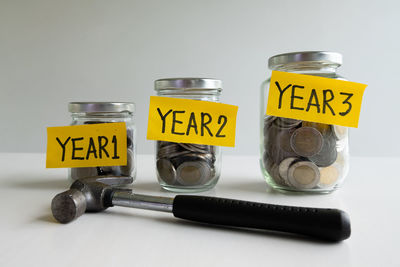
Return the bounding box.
[68,102,136,183]
[260,51,349,193]
[154,78,222,192]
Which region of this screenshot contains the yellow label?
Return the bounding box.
[46,122,127,168]
[147,96,238,147]
[266,71,367,127]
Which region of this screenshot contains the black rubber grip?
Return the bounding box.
[172,195,351,241]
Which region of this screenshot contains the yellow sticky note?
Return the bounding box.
[46,122,127,168]
[147,96,238,147]
[266,71,367,128]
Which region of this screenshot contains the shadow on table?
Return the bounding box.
[219,180,269,194]
[36,213,58,223]
[221,179,322,197]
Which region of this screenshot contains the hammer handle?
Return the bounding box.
[172,195,351,241]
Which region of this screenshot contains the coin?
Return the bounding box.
[176,161,211,186]
[264,116,278,131]
[277,128,297,154]
[278,157,299,183]
[156,158,177,185]
[263,151,273,170]
[157,143,181,159]
[290,127,323,157]
[302,121,332,136]
[172,153,213,166]
[287,161,320,189]
[274,117,302,129]
[310,133,337,167]
[269,163,288,186]
[318,164,340,188]
[332,125,348,140]
[156,141,217,187]
[127,128,134,149]
[120,149,134,176]
[178,143,210,154]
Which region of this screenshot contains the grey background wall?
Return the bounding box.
[0,0,399,156]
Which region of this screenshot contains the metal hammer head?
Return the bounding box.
[51,176,132,223]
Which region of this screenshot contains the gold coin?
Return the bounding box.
[319,165,340,188]
[332,125,348,140]
[302,121,331,136]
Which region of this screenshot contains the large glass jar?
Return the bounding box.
[154,78,222,192]
[68,102,136,183]
[260,51,349,193]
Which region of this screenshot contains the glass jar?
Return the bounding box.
[260,51,349,193]
[154,78,222,192]
[68,102,136,183]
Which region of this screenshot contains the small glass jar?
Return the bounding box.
[260,51,349,193]
[154,78,222,192]
[68,102,136,183]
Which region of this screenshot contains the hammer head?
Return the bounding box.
[51,176,132,223]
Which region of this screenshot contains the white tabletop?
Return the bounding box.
[0,153,399,267]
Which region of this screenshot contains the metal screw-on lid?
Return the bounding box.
[155,78,222,91]
[68,102,135,113]
[268,51,342,69]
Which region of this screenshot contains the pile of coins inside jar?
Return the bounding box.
[70,123,135,180]
[263,116,347,191]
[156,141,217,187]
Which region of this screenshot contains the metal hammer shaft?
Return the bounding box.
[111,192,173,213]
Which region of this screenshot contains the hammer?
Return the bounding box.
[51,177,351,241]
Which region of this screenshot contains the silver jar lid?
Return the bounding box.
[155,78,222,91]
[268,51,342,69]
[68,102,135,113]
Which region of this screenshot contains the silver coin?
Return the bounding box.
[278,157,299,183]
[264,116,278,135]
[310,134,337,167]
[172,153,214,167]
[269,163,288,186]
[156,158,177,185]
[264,115,278,125]
[290,127,323,157]
[176,161,212,186]
[277,128,297,154]
[127,127,134,149]
[266,127,298,164]
[157,141,174,149]
[168,150,194,159]
[178,143,209,154]
[120,149,134,176]
[263,151,273,170]
[287,161,320,189]
[157,143,181,159]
